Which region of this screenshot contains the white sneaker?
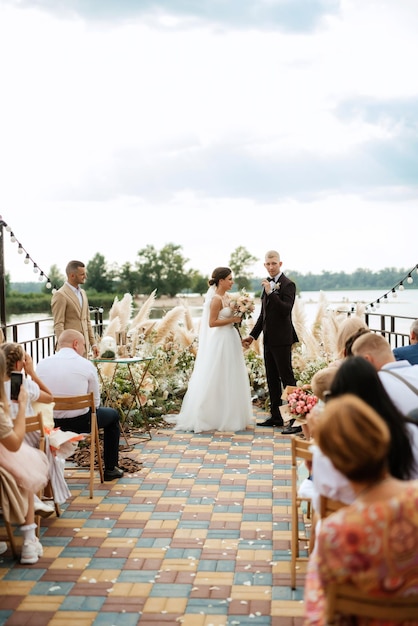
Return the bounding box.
[34,499,55,519]
[20,538,43,565]
[0,541,7,555]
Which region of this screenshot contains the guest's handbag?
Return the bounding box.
[0,441,49,493]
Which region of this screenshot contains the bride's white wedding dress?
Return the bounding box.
[168,287,254,433]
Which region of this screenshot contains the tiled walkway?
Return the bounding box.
[0,408,308,626]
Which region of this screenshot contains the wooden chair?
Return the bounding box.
[326,582,418,624]
[25,412,49,533]
[290,435,313,589]
[26,411,62,518]
[0,413,50,556]
[308,495,347,555]
[52,393,104,499]
[319,495,346,519]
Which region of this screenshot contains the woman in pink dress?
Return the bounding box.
[0,350,49,564]
[2,342,71,506]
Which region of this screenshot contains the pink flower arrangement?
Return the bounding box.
[287,386,318,418]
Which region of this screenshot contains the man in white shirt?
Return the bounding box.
[36,329,123,481]
[351,332,418,416]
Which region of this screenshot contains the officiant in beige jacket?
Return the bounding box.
[51,260,99,357]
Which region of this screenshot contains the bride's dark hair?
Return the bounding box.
[208,267,231,286]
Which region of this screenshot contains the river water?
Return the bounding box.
[7,288,418,343]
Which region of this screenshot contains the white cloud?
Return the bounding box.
[0,0,417,283]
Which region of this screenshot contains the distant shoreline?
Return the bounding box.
[136,295,205,309]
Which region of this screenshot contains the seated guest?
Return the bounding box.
[301,366,338,441]
[309,357,418,515]
[2,342,71,510]
[351,331,418,417]
[36,329,123,482]
[334,316,369,363]
[304,394,418,626]
[393,318,418,365]
[0,351,49,564]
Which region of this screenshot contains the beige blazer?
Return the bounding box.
[51,284,96,353]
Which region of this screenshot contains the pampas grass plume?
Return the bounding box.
[130,290,157,330]
[104,317,121,340]
[155,306,185,344]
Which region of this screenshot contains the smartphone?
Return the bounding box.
[10,371,23,401]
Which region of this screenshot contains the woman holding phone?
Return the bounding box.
[0,350,49,563]
[1,342,71,508]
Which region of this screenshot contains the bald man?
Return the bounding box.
[36,329,123,481]
[351,332,418,418]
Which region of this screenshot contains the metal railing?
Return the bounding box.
[2,309,104,363]
[2,309,414,364]
[363,311,413,349]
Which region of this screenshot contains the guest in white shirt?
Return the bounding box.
[36,329,123,482]
[352,331,418,417]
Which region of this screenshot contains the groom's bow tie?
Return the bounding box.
[267,276,277,283]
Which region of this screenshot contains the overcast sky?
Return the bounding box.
[1,0,417,283]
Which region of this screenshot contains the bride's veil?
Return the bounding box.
[197,285,215,355]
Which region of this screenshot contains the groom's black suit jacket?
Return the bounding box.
[251,273,298,346]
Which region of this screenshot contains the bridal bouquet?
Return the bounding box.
[229,290,255,337]
[229,289,255,321]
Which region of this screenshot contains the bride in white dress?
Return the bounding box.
[170,267,255,433]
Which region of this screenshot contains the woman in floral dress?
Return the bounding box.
[304,393,418,626]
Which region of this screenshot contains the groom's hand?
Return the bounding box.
[261,278,272,295]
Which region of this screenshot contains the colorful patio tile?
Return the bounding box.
[0,410,308,625]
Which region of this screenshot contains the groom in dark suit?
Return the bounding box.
[243,250,300,433]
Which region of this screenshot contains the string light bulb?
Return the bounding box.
[407,274,413,284]
[0,218,54,289]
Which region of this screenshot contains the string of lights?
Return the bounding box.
[364,263,418,312]
[0,216,57,290]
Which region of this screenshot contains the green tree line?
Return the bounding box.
[5,243,416,316]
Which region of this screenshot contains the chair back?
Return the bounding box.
[25,412,46,452]
[291,436,312,466]
[290,436,313,589]
[52,393,95,415]
[326,582,418,623]
[320,495,346,519]
[52,392,103,498]
[25,411,49,530]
